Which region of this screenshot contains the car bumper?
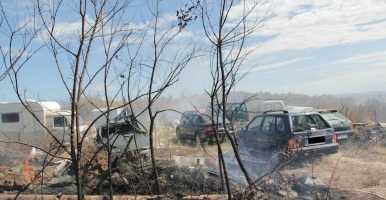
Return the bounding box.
[299,143,339,154]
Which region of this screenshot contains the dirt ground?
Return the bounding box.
[155,129,386,199]
[2,126,386,199]
[281,141,386,199]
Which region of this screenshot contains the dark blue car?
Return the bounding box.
[239,110,339,154]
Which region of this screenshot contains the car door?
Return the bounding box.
[259,116,276,151]
[239,115,264,150]
[272,116,290,151]
[240,115,276,151]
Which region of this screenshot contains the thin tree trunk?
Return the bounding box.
[218,43,252,186]
[148,116,160,194]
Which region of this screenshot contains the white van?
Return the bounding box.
[0,101,89,148]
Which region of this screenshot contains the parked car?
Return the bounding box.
[209,102,249,131]
[239,110,338,154]
[96,114,149,154]
[176,111,233,143]
[364,123,386,142]
[317,109,354,141]
[253,100,286,113]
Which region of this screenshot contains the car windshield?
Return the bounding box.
[208,102,248,122]
[100,122,139,137]
[201,114,229,124]
[291,114,329,132]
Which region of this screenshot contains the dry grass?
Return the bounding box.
[283,142,386,198]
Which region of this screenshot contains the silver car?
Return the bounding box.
[318,109,354,141]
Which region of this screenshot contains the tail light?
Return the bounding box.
[288,138,297,152]
[332,133,337,144]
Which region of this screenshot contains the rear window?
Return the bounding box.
[182,113,207,125]
[291,114,329,132]
[310,114,330,129]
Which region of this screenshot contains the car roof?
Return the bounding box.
[317,109,338,113]
[289,111,321,116]
[254,110,321,117]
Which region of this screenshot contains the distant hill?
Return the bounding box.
[337,91,386,103]
[143,91,385,123]
[77,91,386,125]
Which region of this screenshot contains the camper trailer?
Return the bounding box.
[0,101,89,148]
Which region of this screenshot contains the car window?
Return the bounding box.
[262,116,275,134]
[310,114,330,129]
[276,116,287,134]
[180,115,187,125]
[181,114,192,125]
[291,115,315,132]
[291,114,330,132]
[196,115,203,124]
[248,116,263,130]
[194,115,205,124]
[188,115,198,125]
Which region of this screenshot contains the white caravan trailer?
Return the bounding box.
[0,101,89,148]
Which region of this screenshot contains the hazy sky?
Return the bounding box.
[1,0,386,101]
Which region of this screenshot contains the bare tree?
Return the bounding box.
[0,0,144,199]
[141,1,196,194]
[0,1,74,198]
[198,0,266,195]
